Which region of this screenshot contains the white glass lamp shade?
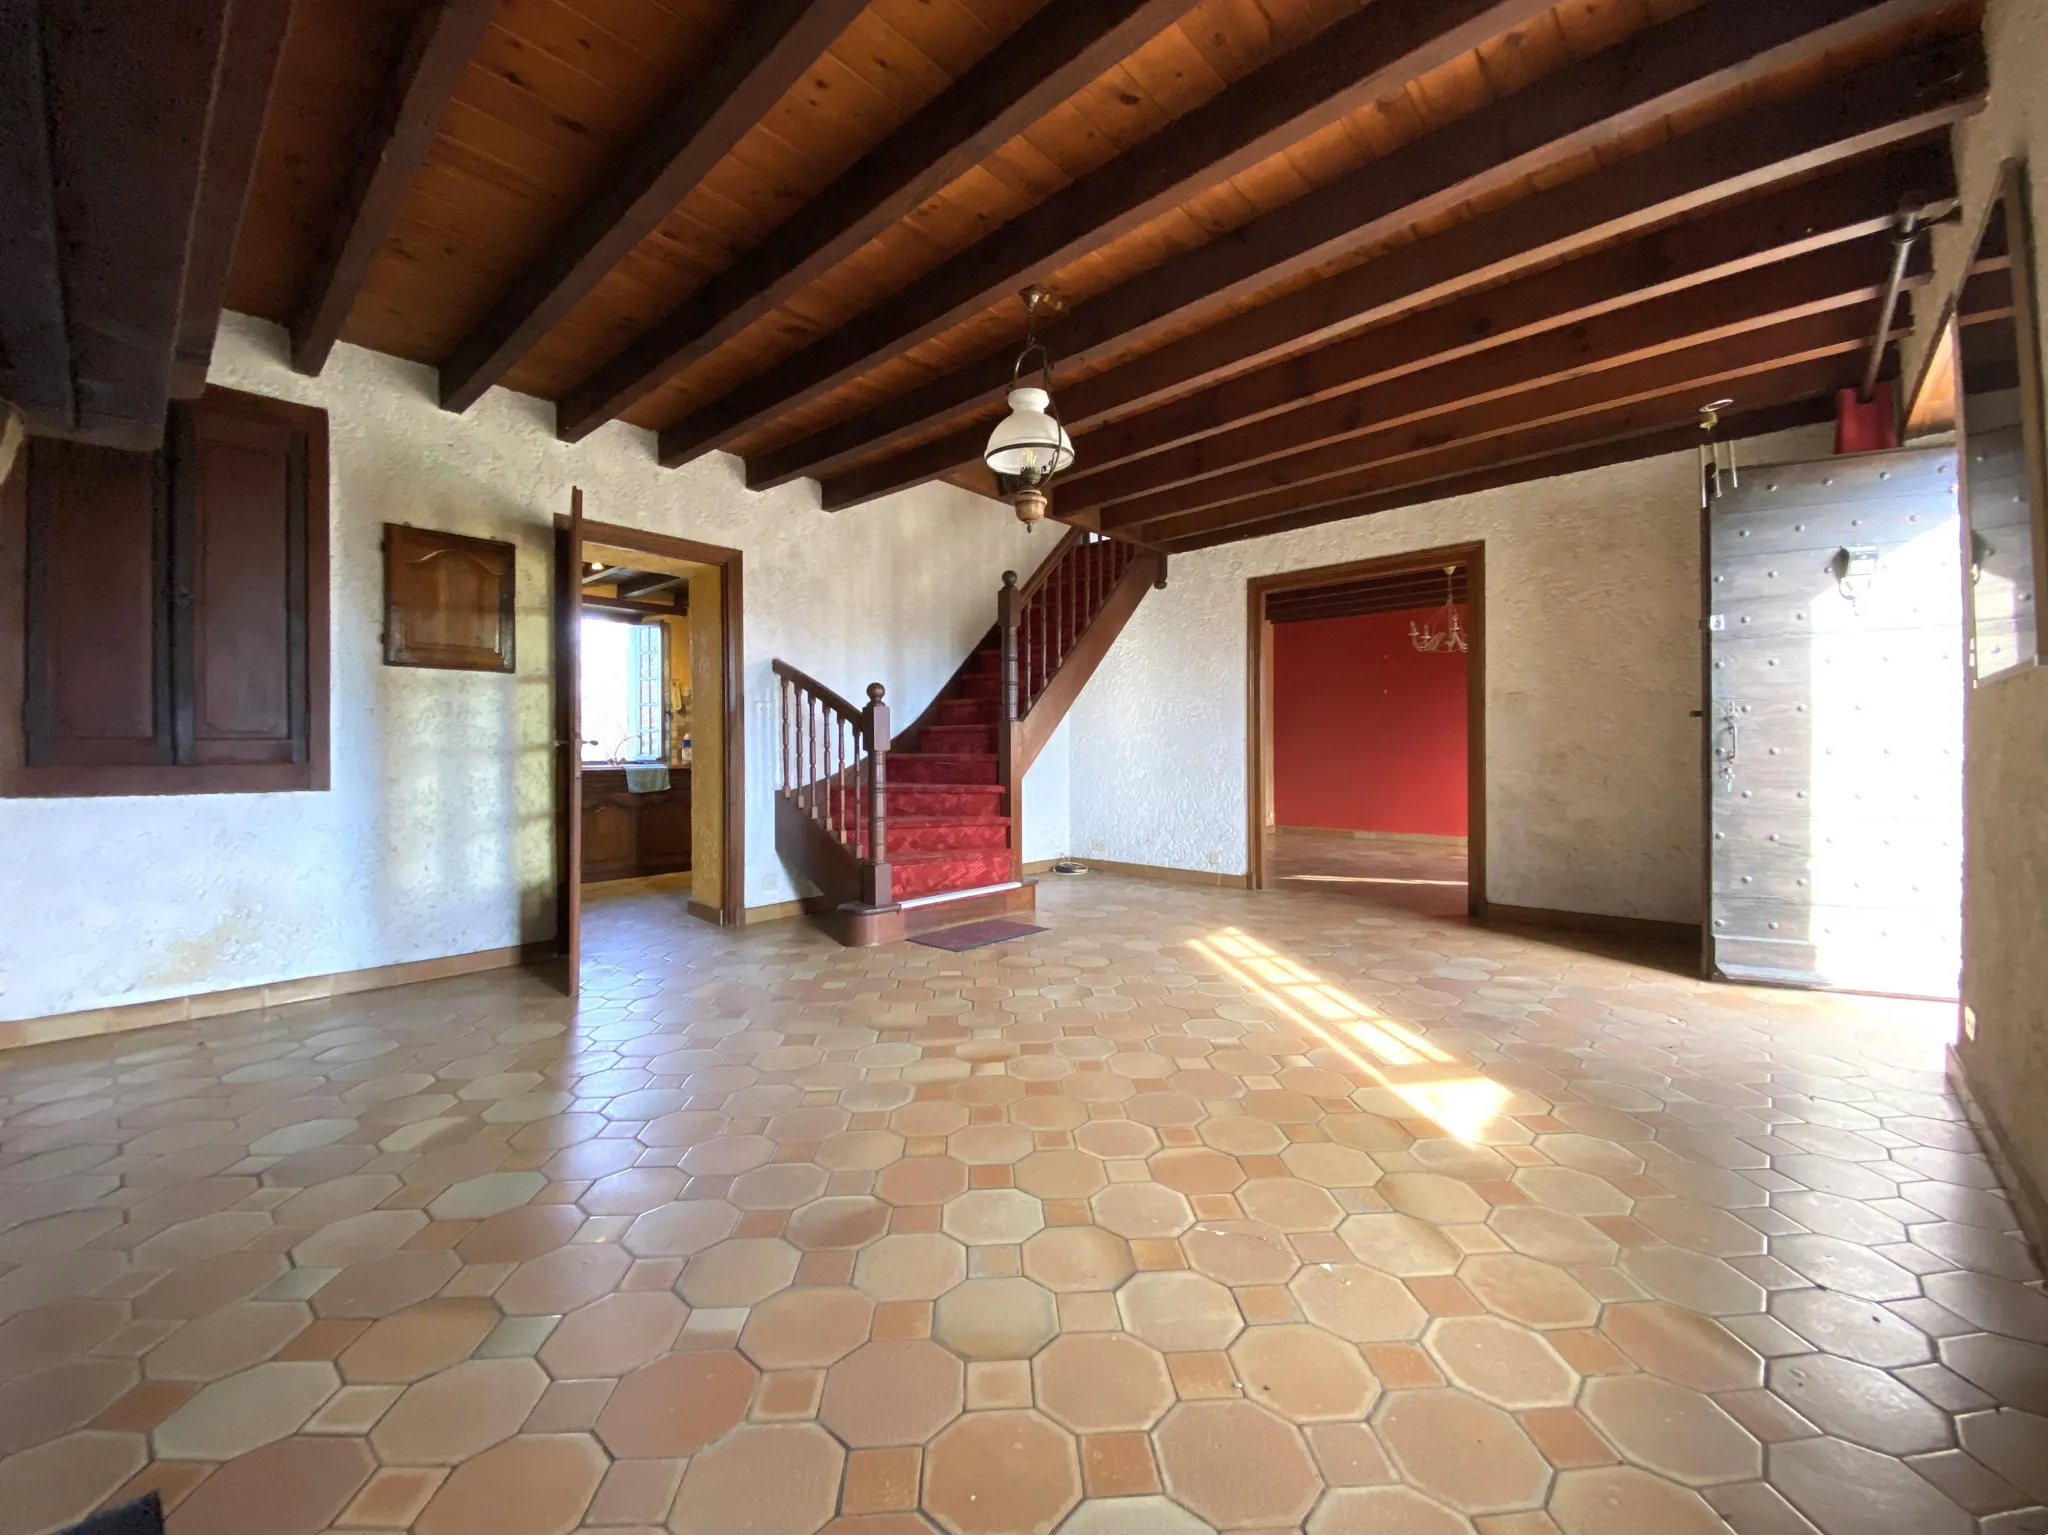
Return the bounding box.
[984,387,1075,480]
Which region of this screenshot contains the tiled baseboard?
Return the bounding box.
[0,941,555,1054]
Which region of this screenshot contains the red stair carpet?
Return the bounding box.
[868,538,1129,902]
[883,648,1014,899]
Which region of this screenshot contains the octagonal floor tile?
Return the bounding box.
[818,1340,964,1447]
[1154,1399,1321,1529]
[923,1409,1079,1535]
[1034,1332,1173,1433]
[932,1277,1057,1361]
[1424,1316,1576,1410]
[1230,1324,1378,1421]
[1375,1389,1550,1515]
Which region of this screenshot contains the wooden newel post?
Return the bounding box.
[863,682,891,906]
[997,570,1022,880]
[998,571,1020,722]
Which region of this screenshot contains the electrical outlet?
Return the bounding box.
[1204,850,1221,868]
[1090,838,1106,853]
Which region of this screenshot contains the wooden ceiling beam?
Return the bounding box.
[171,0,294,400]
[1162,397,1844,553]
[1059,161,1951,505]
[0,1,73,430]
[2,0,244,448]
[551,0,1209,444]
[289,0,497,378]
[821,135,1956,510]
[797,26,1984,506]
[615,573,687,600]
[1127,315,1882,541]
[653,0,1565,467]
[438,0,872,416]
[1084,238,1923,524]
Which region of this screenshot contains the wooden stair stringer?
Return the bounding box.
[1014,546,1167,775]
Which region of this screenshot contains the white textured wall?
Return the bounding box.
[1020,718,1072,866]
[0,314,1055,1022]
[1067,425,1830,923]
[1906,0,2048,1227]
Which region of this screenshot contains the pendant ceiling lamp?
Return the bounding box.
[984,286,1075,525]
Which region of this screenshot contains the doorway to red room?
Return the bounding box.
[1248,547,1483,919]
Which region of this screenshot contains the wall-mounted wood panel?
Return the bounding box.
[383,523,517,671]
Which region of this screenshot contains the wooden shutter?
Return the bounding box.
[3,384,328,796]
[172,394,311,766]
[21,439,170,766]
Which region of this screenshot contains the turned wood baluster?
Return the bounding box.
[863,683,891,905]
[999,570,1020,724]
[779,676,790,797]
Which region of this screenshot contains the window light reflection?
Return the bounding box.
[1186,928,1510,1142]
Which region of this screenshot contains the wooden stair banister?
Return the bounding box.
[773,658,891,907]
[1019,546,1166,774]
[773,525,1159,945]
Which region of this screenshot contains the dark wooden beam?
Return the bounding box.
[1059,165,1951,504]
[654,0,1565,466]
[10,0,233,448]
[0,0,73,430]
[615,573,687,600]
[795,32,1984,507]
[171,0,295,400]
[289,0,496,378]
[1083,238,1921,523]
[1162,397,1844,552]
[439,0,872,416]
[1135,339,1875,545]
[552,0,1209,444]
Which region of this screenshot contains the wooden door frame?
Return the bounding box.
[555,513,746,930]
[1246,542,1487,917]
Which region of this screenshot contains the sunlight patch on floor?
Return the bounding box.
[1189,927,1510,1141]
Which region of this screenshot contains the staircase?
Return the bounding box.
[775,528,1165,945]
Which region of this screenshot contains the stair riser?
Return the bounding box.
[889,824,1011,853]
[892,853,1014,898]
[886,790,1005,817]
[892,754,998,785]
[826,788,1005,818]
[921,726,996,754]
[936,700,998,726]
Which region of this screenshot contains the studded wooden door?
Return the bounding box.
[1705,447,1964,997]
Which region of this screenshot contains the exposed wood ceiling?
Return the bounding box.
[218,0,1989,549]
[1,0,290,447]
[1265,563,1470,622]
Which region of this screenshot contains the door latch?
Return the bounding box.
[1832,545,1879,606]
[1714,700,1743,791]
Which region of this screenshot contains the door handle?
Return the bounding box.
[1713,702,1741,789]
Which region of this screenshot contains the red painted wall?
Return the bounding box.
[1271,607,1468,836]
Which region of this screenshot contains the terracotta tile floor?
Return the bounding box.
[2,872,2045,1535]
[1264,833,1468,920]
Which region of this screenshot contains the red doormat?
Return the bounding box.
[910,919,1047,951]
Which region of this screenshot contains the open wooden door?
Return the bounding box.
[553,488,585,993]
[1704,447,1963,997]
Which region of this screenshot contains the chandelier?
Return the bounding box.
[983,286,1075,525]
[1409,566,1468,653]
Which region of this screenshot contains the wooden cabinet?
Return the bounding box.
[580,767,691,882]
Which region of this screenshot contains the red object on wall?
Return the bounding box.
[1271,607,1468,837]
[1834,380,1898,454]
